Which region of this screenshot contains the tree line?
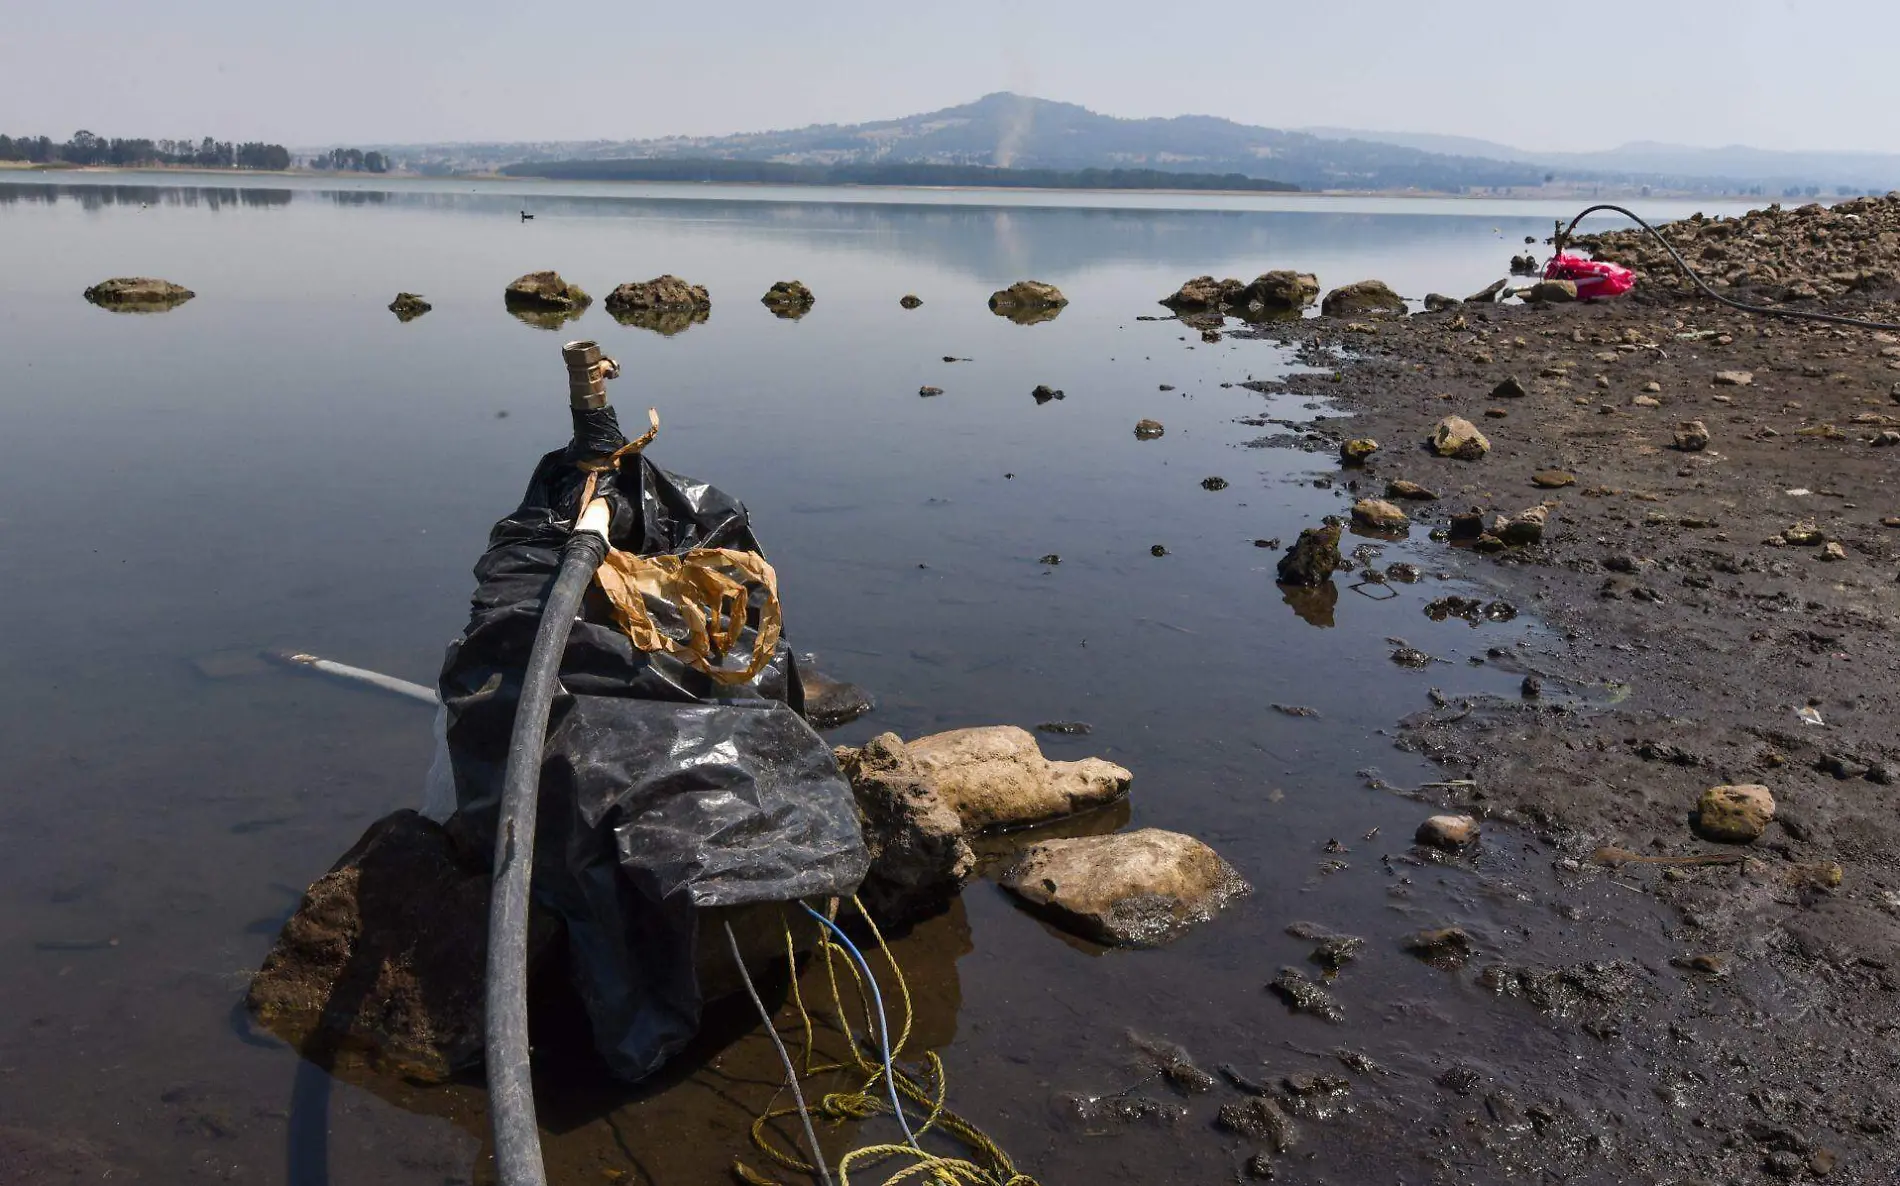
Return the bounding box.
[310,147,389,173]
[0,131,291,171]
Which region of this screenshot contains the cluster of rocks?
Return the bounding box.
[1577,194,1900,300]
[1160,271,1320,316]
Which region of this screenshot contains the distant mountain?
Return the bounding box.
[1304,127,1900,193]
[406,94,1551,192]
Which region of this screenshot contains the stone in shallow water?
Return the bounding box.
[999,828,1248,948]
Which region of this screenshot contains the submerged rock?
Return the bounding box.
[801,663,875,729]
[998,829,1250,947]
[247,810,553,1081]
[83,276,195,311]
[1032,384,1065,404]
[989,280,1068,324]
[900,294,923,309]
[841,725,1132,832]
[760,279,815,317]
[1134,418,1165,439]
[1269,967,1343,1022]
[504,270,590,311]
[388,292,432,321]
[1693,784,1776,843]
[1161,275,1245,311]
[1277,522,1344,586]
[605,274,708,314]
[1431,416,1491,460]
[1241,271,1321,311]
[1217,1097,1302,1152]
[1320,280,1405,318]
[835,733,977,922]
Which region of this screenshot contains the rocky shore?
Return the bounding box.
[1219,212,1900,1180]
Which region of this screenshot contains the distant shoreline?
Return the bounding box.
[1,163,1772,203]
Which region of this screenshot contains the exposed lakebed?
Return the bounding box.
[0,174,1759,1184]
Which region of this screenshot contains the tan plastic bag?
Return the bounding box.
[593,546,783,685]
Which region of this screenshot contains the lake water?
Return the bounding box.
[0,172,1749,1184]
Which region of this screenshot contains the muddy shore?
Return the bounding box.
[1225,279,1900,1181]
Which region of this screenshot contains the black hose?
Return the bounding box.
[1556,202,1900,332]
[485,528,609,1186]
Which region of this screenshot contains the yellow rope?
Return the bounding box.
[731,901,1038,1186]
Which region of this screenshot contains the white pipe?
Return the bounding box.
[273,651,438,705]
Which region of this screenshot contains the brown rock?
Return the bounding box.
[1713,370,1754,387]
[1340,438,1380,464]
[1492,375,1529,399]
[1134,418,1165,439]
[83,276,195,310]
[998,829,1250,947]
[1466,278,1509,304]
[605,274,708,313]
[1161,275,1244,311]
[1522,279,1577,303]
[1242,270,1321,311]
[989,280,1068,322]
[1531,469,1576,488]
[835,733,977,922]
[895,726,1131,831]
[1385,479,1440,501]
[1321,279,1406,318]
[1693,784,1776,843]
[1351,498,1409,531]
[1673,420,1711,452]
[760,279,815,316]
[1416,814,1478,849]
[388,292,431,321]
[1430,416,1491,460]
[505,270,591,310]
[1277,521,1343,586]
[899,294,923,309]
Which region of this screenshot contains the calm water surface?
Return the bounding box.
[0,174,1749,1184]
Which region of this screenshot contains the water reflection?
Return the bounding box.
[506,303,589,332]
[990,304,1063,326]
[607,306,709,335]
[1280,581,1339,628]
[0,182,291,210]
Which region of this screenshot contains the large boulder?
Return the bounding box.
[605,274,709,313]
[989,280,1068,324]
[998,829,1250,947]
[761,279,816,318]
[1320,280,1406,318]
[504,270,590,310]
[83,276,194,311]
[1276,521,1343,586]
[852,725,1131,832]
[1241,271,1321,311]
[1161,276,1245,311]
[836,733,977,922]
[1430,416,1491,460]
[246,810,549,1081]
[1694,784,1776,843]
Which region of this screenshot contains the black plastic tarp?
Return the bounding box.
[439,407,869,1081]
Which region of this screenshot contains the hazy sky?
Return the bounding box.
[4,0,1891,153]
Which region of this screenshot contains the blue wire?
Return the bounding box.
[800,902,921,1150]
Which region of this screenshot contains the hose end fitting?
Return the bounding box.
[561,340,620,411]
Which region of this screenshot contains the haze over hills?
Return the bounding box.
[375,93,1900,196]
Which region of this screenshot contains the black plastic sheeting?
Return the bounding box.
[440,407,869,1081]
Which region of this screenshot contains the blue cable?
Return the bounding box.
[800,903,921,1150]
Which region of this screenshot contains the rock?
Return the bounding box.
[1242,271,1321,311]
[1423,293,1461,313]
[388,292,431,321]
[1522,279,1577,303]
[1134,418,1165,439]
[1416,814,1479,849]
[505,270,591,310]
[247,810,556,1081]
[1713,370,1754,387]
[1037,721,1092,735]
[835,733,977,922]
[1031,384,1065,404]
[998,829,1250,948]
[1217,1097,1302,1152]
[1492,375,1529,399]
[919,385,944,397]
[1268,967,1343,1021]
[852,725,1132,832]
[1466,278,1508,304]
[1340,438,1380,464]
[1673,420,1711,452]
[1403,927,1474,968]
[1821,541,1849,562]
[801,665,875,729]
[760,279,815,317]
[1320,280,1406,318]
[1430,416,1491,460]
[1693,784,1776,843]
[1350,498,1409,532]
[605,274,708,314]
[1161,275,1244,311]
[1632,395,1662,408]
[899,294,923,309]
[1532,469,1575,488]
[1783,521,1825,546]
[1872,430,1900,447]
[1310,933,1366,970]
[988,280,1068,323]
[1483,407,1508,419]
[1277,522,1343,586]
[1201,476,1229,491]
[1385,479,1439,501]
[1642,380,1663,393]
[1500,505,1548,546]
[83,276,195,311]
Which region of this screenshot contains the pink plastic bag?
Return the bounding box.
[1544,252,1635,299]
